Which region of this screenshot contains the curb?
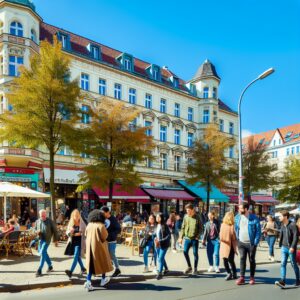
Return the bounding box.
[0,262,279,293]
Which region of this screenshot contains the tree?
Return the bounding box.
[277,157,300,202]
[187,124,235,212]
[242,137,278,204]
[75,98,155,202]
[0,38,81,220]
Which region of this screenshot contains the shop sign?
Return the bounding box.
[43,168,83,185]
[0,175,31,182]
[3,168,35,174]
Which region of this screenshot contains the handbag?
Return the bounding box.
[139,237,147,248]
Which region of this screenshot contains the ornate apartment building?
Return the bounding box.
[0,0,238,216]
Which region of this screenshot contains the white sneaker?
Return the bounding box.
[270,256,275,262]
[84,281,94,292]
[215,267,220,273]
[153,269,158,274]
[143,266,149,273]
[268,256,272,261]
[208,266,214,272]
[100,277,110,287]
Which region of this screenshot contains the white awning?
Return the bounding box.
[43,168,83,185]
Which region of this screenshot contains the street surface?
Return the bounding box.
[2,264,299,300]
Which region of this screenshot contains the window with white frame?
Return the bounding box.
[219,119,224,132]
[291,147,295,155]
[99,79,106,95]
[9,56,23,77]
[81,105,90,124]
[145,93,152,109]
[173,77,179,88]
[212,87,217,99]
[81,73,89,91]
[31,29,37,42]
[153,68,159,81]
[114,83,122,100]
[286,148,290,156]
[188,132,194,147]
[145,120,152,137]
[91,46,100,60]
[229,122,234,135]
[188,107,193,121]
[296,146,300,154]
[203,87,209,98]
[146,157,153,168]
[129,88,136,104]
[174,155,181,171]
[10,21,23,37]
[160,153,167,170]
[124,58,132,71]
[174,103,180,117]
[203,109,210,123]
[273,140,276,146]
[174,129,180,145]
[229,146,234,158]
[160,125,167,142]
[160,98,166,113]
[60,34,68,49]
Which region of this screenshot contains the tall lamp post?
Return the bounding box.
[238,68,275,205]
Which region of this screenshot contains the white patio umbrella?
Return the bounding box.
[0,182,50,222]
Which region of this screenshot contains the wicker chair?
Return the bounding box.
[3,231,22,257]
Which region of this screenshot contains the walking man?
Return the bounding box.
[275,210,300,288]
[235,203,261,285]
[101,206,122,277]
[35,209,59,277]
[178,204,202,275]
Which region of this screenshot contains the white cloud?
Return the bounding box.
[242,129,255,138]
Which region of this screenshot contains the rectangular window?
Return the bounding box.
[99,79,106,95]
[173,77,179,88]
[272,151,278,158]
[145,93,152,109]
[291,147,295,155]
[296,146,300,154]
[273,140,276,147]
[9,56,23,77]
[188,107,194,121]
[145,120,152,137]
[212,87,217,99]
[187,157,193,166]
[229,122,234,135]
[91,46,100,60]
[203,87,209,99]
[160,153,167,170]
[286,148,290,156]
[219,119,224,132]
[174,103,180,117]
[229,146,234,158]
[160,99,166,113]
[146,157,153,168]
[81,105,90,124]
[160,125,167,142]
[174,156,181,172]
[203,109,210,123]
[124,58,132,71]
[61,34,67,49]
[81,73,89,91]
[174,129,180,145]
[129,118,137,131]
[114,83,122,100]
[153,68,159,81]
[188,132,194,147]
[129,88,136,104]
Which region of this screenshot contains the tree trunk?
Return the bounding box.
[49,147,56,221]
[206,178,210,213]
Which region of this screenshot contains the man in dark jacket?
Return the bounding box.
[275,210,300,287]
[101,206,122,277]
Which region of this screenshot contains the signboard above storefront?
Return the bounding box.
[43,168,83,185]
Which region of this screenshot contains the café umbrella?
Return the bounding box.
[0,182,50,222]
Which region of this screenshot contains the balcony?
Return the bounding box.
[0,33,39,53]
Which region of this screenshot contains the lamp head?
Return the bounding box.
[258,68,275,80]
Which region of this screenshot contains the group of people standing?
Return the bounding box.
[32,202,300,292]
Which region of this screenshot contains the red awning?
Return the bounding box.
[251,195,279,205]
[143,188,195,201]
[93,184,150,203]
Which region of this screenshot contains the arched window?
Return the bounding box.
[203,87,209,99]
[10,21,23,37]
[31,29,37,42]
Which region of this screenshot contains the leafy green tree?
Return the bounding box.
[0,38,81,219]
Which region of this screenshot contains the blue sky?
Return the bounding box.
[34,0,300,136]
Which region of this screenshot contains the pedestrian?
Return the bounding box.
[262,215,279,262]
[167,212,177,253]
[178,203,202,275]
[101,206,122,277]
[235,203,261,285]
[154,212,171,280]
[220,211,238,280]
[142,214,157,273]
[275,210,300,288]
[64,209,87,278]
[174,213,183,250]
[84,209,113,292]
[202,211,221,273]
[35,209,59,277]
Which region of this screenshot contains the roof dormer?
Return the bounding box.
[116,53,134,72]
[146,64,161,82]
[57,31,71,50]
[170,76,179,89]
[87,43,101,61]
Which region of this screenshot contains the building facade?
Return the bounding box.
[0,0,238,218]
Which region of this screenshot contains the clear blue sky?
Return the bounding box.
[34,0,300,135]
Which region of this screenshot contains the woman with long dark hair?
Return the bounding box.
[154,213,171,280]
[143,214,157,273]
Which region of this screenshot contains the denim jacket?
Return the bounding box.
[235,214,261,246]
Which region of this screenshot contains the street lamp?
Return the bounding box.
[238,68,275,205]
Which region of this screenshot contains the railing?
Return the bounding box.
[0,33,39,53]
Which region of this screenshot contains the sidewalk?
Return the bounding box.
[0,241,280,293]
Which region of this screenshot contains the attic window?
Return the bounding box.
[259,138,265,144]
[91,45,100,60]
[173,77,179,88]
[124,58,132,71]
[57,32,69,50]
[293,133,299,139]
[117,53,134,72]
[285,132,292,138]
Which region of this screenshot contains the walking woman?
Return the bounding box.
[262,215,279,262]
[64,209,87,278]
[143,214,157,273]
[167,212,177,252]
[154,213,171,280]
[220,211,238,280]
[84,210,113,292]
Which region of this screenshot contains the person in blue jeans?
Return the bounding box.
[154,213,171,280]
[202,211,220,273]
[143,214,157,273]
[262,215,279,262]
[64,209,87,278]
[275,210,300,288]
[35,209,59,277]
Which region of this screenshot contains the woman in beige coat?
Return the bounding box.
[220,211,238,280]
[84,210,113,292]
